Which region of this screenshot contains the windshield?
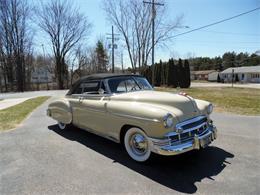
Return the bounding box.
[107,76,153,93]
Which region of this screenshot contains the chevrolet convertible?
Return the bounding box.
[47,74,217,162]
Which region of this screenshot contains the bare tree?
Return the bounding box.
[69,45,88,85]
[103,0,183,72]
[0,0,32,92]
[37,0,92,89]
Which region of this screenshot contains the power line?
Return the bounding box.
[199,30,260,37]
[170,7,260,38]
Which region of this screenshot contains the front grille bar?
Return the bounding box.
[165,115,209,145]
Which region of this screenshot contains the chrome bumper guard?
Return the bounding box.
[149,125,217,156]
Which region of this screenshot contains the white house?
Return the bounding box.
[31,66,53,83]
[220,65,260,83]
[208,71,220,82]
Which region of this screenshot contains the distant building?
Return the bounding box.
[191,70,217,80]
[220,65,260,83]
[208,71,220,82]
[31,66,53,83]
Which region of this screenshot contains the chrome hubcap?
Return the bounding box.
[129,133,148,156]
[58,122,66,129]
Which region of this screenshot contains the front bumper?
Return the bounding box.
[149,125,217,156]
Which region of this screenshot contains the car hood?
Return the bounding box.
[110,90,200,121]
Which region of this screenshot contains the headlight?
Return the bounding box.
[207,104,213,114]
[163,113,174,128]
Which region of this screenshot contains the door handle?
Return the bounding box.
[79,96,84,103]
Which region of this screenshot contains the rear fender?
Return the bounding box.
[48,99,72,124]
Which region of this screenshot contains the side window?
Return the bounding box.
[126,79,140,92]
[82,81,100,94]
[116,80,127,93]
[115,78,140,92]
[73,85,83,94]
[134,77,152,90]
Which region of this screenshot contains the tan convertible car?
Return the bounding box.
[47,73,217,162]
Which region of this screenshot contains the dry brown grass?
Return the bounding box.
[157,87,260,116]
[0,96,50,131]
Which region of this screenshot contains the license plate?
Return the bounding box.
[200,135,211,148]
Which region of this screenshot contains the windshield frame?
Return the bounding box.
[105,76,153,94]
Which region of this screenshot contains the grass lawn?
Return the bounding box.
[157,87,260,116]
[0,96,50,131]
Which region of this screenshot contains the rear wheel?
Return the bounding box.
[124,127,151,162]
[58,122,70,130]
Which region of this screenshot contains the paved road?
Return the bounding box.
[0,90,68,110]
[0,98,30,110]
[0,90,68,99]
[0,98,259,194]
[191,82,260,89]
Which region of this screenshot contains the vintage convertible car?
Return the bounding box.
[47,73,217,162]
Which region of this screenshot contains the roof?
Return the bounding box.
[191,70,217,75]
[78,73,142,81]
[221,65,260,74]
[67,73,143,95]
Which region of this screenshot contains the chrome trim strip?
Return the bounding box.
[165,122,208,137]
[175,115,206,129]
[182,122,207,133]
[112,112,160,122]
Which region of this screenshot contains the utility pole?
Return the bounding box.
[121,52,124,73]
[143,0,164,85]
[106,25,120,73]
[112,26,115,73]
[231,68,234,88]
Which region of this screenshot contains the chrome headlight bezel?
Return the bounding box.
[163,113,174,128]
[207,104,213,114]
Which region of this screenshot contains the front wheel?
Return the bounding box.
[124,127,151,162]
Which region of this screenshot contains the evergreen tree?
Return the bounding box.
[183,60,191,88]
[160,60,167,86]
[154,62,161,86]
[167,59,173,86]
[172,59,178,87]
[167,58,178,87]
[178,59,185,88]
[95,40,109,73]
[217,73,221,83]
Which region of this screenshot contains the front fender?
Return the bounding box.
[47,98,72,124]
[107,101,175,138]
[194,99,211,116]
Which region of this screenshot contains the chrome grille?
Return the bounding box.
[168,116,209,145]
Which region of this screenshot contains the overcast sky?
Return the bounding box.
[33,0,260,67]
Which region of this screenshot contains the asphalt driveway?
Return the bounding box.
[0,97,259,194]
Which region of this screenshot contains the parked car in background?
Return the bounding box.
[47,73,217,162]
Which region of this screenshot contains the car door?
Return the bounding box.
[75,80,110,134]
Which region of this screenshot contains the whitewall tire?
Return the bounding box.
[58,122,67,130]
[124,127,151,162]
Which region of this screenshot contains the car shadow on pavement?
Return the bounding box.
[48,125,234,194]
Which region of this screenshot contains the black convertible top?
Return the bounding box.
[78,73,142,81]
[67,73,143,95]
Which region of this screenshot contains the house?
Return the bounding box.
[208,71,220,82]
[31,66,53,83]
[191,70,217,80]
[220,65,260,83]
